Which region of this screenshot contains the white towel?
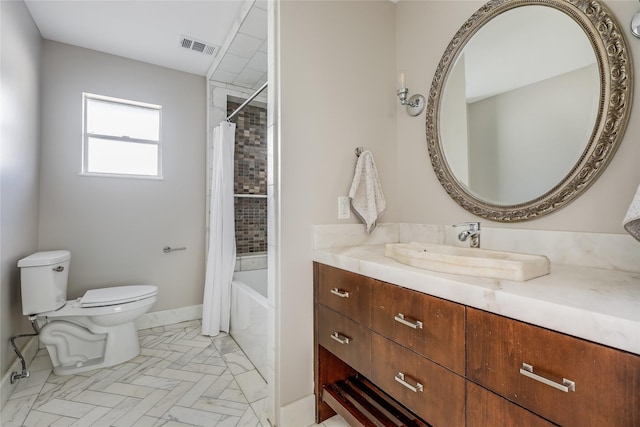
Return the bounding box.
[349,150,386,233]
[623,184,640,242]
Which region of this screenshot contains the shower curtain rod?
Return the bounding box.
[226,81,268,122]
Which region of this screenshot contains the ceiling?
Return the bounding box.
[24,0,267,89]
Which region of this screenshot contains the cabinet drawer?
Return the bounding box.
[466,381,555,427]
[371,333,465,427]
[467,308,640,426]
[316,264,372,326]
[371,281,465,374]
[318,305,371,378]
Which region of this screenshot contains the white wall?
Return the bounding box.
[468,64,598,204]
[38,41,206,312]
[396,0,640,232]
[276,0,397,414]
[0,0,42,376]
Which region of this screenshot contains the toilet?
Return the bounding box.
[18,250,157,375]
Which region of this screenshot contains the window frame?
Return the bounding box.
[81,93,163,179]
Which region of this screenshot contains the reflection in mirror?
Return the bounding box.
[440,6,599,205]
[427,0,632,221]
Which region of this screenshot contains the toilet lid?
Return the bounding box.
[80,285,158,308]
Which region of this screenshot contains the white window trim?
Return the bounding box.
[81,93,163,179]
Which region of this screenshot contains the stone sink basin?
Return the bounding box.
[385,242,550,282]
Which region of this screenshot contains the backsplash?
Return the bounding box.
[313,223,640,273]
[228,100,268,255]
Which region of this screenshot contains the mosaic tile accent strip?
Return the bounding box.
[234,197,267,255]
[228,101,267,196]
[228,100,268,255]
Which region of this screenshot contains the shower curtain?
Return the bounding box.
[202,121,236,336]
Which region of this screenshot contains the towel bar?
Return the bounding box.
[163,246,186,253]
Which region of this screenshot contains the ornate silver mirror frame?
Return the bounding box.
[426,0,633,222]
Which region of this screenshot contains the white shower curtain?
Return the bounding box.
[202,121,236,336]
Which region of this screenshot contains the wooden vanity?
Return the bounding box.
[314,263,640,426]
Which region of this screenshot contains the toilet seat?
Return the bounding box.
[39,285,158,319]
[81,285,157,307]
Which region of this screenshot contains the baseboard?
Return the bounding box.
[279,393,316,427]
[134,304,203,330]
[1,336,39,410]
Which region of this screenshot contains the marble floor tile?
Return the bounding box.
[1,394,38,427]
[112,389,169,427]
[35,398,97,418]
[235,370,268,403]
[175,374,220,407]
[21,409,66,427]
[1,321,276,427]
[69,406,112,427]
[68,389,127,407]
[90,397,142,427]
[102,382,156,399]
[223,352,255,376]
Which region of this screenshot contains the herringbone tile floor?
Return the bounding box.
[1,320,348,427]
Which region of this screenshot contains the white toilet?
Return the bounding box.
[18,250,157,375]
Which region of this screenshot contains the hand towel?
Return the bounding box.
[623,184,640,242]
[349,150,386,233]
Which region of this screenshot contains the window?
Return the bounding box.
[82,93,162,178]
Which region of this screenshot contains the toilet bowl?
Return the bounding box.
[18,251,158,375]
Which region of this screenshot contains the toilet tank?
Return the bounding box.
[18,250,70,315]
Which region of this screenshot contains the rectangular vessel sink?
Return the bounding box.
[385,242,550,282]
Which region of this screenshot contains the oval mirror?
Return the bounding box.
[426,0,632,222]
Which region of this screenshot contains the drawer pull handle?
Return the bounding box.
[394,313,423,329]
[330,332,350,345]
[330,288,350,298]
[394,372,423,393]
[520,363,575,393]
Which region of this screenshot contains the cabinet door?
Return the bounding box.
[318,305,371,378]
[467,308,640,426]
[466,381,556,427]
[371,281,465,374]
[371,333,465,427]
[316,264,372,326]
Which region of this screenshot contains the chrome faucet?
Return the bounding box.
[454,222,481,248]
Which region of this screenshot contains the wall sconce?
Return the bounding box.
[397,71,425,116]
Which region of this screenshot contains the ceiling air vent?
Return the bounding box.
[179,35,217,56]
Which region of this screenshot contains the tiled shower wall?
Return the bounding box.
[228,100,268,255]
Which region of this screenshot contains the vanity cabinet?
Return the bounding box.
[314,263,640,426]
[465,381,555,427]
[371,280,465,374]
[315,263,465,426]
[467,307,640,427]
[316,263,373,326]
[371,333,465,426]
[317,304,371,378]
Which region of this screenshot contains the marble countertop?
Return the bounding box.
[312,245,640,356]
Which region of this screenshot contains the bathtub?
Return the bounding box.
[230,268,270,380]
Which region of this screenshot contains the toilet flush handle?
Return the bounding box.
[52,266,64,272]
